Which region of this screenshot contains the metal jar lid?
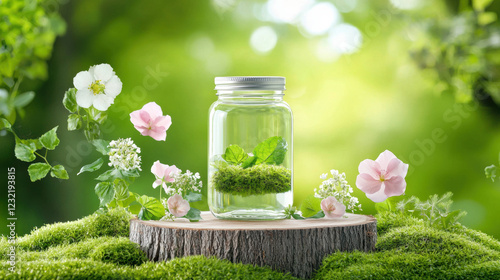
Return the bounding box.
[214,76,286,91]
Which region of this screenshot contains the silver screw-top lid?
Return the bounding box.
[214,76,286,91]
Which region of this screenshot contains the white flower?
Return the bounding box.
[320,173,328,180]
[73,63,122,111]
[108,138,141,171]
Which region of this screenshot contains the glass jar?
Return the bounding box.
[208,76,293,220]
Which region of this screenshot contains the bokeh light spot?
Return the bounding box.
[327,23,362,54]
[250,26,278,54]
[300,2,341,36]
[390,0,422,10]
[267,0,313,23]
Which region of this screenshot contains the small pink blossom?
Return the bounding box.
[130,102,172,141]
[167,194,190,217]
[356,150,409,203]
[321,196,346,218]
[151,160,181,193]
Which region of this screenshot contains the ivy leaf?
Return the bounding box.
[300,195,322,218]
[62,88,78,113]
[28,163,51,182]
[13,91,35,108]
[185,191,202,203]
[39,126,60,150]
[78,158,104,175]
[253,136,287,165]
[308,211,326,219]
[0,118,12,131]
[50,165,69,179]
[67,114,82,131]
[241,155,257,169]
[95,182,115,206]
[20,138,43,150]
[183,207,202,222]
[113,179,130,201]
[14,142,36,162]
[91,139,110,155]
[135,195,165,221]
[222,144,248,165]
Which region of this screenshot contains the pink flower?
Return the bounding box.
[321,196,346,218]
[130,102,172,141]
[151,160,181,193]
[356,150,409,203]
[167,194,190,217]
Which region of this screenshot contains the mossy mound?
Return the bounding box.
[212,164,291,196]
[314,212,500,279]
[0,209,296,280]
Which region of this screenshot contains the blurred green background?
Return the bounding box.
[2,0,500,238]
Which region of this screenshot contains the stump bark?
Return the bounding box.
[129,212,377,279]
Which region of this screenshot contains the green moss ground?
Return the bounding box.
[212,164,291,196]
[2,208,500,279]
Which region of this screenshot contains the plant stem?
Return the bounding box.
[34,151,50,165]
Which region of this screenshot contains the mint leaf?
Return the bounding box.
[185,191,202,203]
[13,91,35,108]
[135,195,165,221]
[91,139,110,155]
[63,88,78,113]
[183,207,202,222]
[222,144,248,165]
[67,114,82,131]
[300,195,322,218]
[28,163,51,182]
[50,165,69,179]
[241,155,257,169]
[78,158,104,175]
[308,211,325,219]
[95,182,115,206]
[39,126,60,150]
[253,136,287,165]
[14,142,36,162]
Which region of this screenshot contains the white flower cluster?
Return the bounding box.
[314,169,362,212]
[163,169,202,196]
[108,138,142,171]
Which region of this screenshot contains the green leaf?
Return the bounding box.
[113,179,130,201]
[253,136,287,165]
[184,207,202,222]
[39,126,60,150]
[308,211,326,219]
[50,165,69,179]
[88,107,107,124]
[13,91,35,108]
[129,201,142,215]
[485,165,498,182]
[78,158,104,175]
[222,145,248,165]
[67,114,82,131]
[185,191,202,203]
[84,122,101,141]
[3,77,14,88]
[28,163,51,182]
[292,213,305,220]
[63,88,78,113]
[241,155,257,169]
[121,169,140,178]
[91,139,110,155]
[478,11,497,25]
[95,182,115,206]
[96,169,121,181]
[300,195,322,218]
[135,195,165,221]
[0,118,11,130]
[20,138,43,150]
[473,0,494,11]
[117,192,136,208]
[14,142,36,162]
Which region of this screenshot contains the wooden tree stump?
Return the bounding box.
[130,212,377,279]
